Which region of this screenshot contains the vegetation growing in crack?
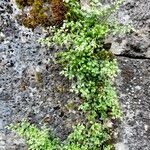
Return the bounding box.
[10,0,132,149]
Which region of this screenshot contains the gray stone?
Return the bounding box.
[145,48,150,58]
[0,141,5,146]
[0,133,5,141]
[0,32,5,42]
[115,142,129,150]
[0,119,4,130]
[116,57,150,150]
[0,0,81,148]
[90,0,150,58]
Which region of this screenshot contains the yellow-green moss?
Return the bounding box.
[16,0,34,9]
[22,0,51,28]
[96,49,115,60]
[15,0,67,29]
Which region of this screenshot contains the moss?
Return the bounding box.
[54,85,65,92]
[19,82,26,91]
[35,71,42,83]
[15,0,34,9]
[65,102,77,111]
[96,49,115,61]
[15,0,67,29]
[51,0,67,26]
[22,0,51,29]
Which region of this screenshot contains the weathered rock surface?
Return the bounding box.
[81,0,150,58]
[106,0,150,58]
[115,57,150,150]
[0,0,82,149]
[0,0,150,150]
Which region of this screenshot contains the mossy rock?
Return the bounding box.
[15,0,66,29]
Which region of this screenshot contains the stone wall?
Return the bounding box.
[0,0,150,150]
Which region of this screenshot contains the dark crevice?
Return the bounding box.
[115,54,150,60]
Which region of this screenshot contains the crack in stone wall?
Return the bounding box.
[115,54,150,60]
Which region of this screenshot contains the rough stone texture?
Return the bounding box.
[0,0,150,150]
[115,57,150,150]
[106,0,150,58]
[81,0,150,58]
[0,0,83,149]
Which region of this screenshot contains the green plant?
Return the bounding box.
[63,123,113,150]
[11,0,132,149]
[9,121,114,150]
[9,122,60,150]
[40,0,127,120]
